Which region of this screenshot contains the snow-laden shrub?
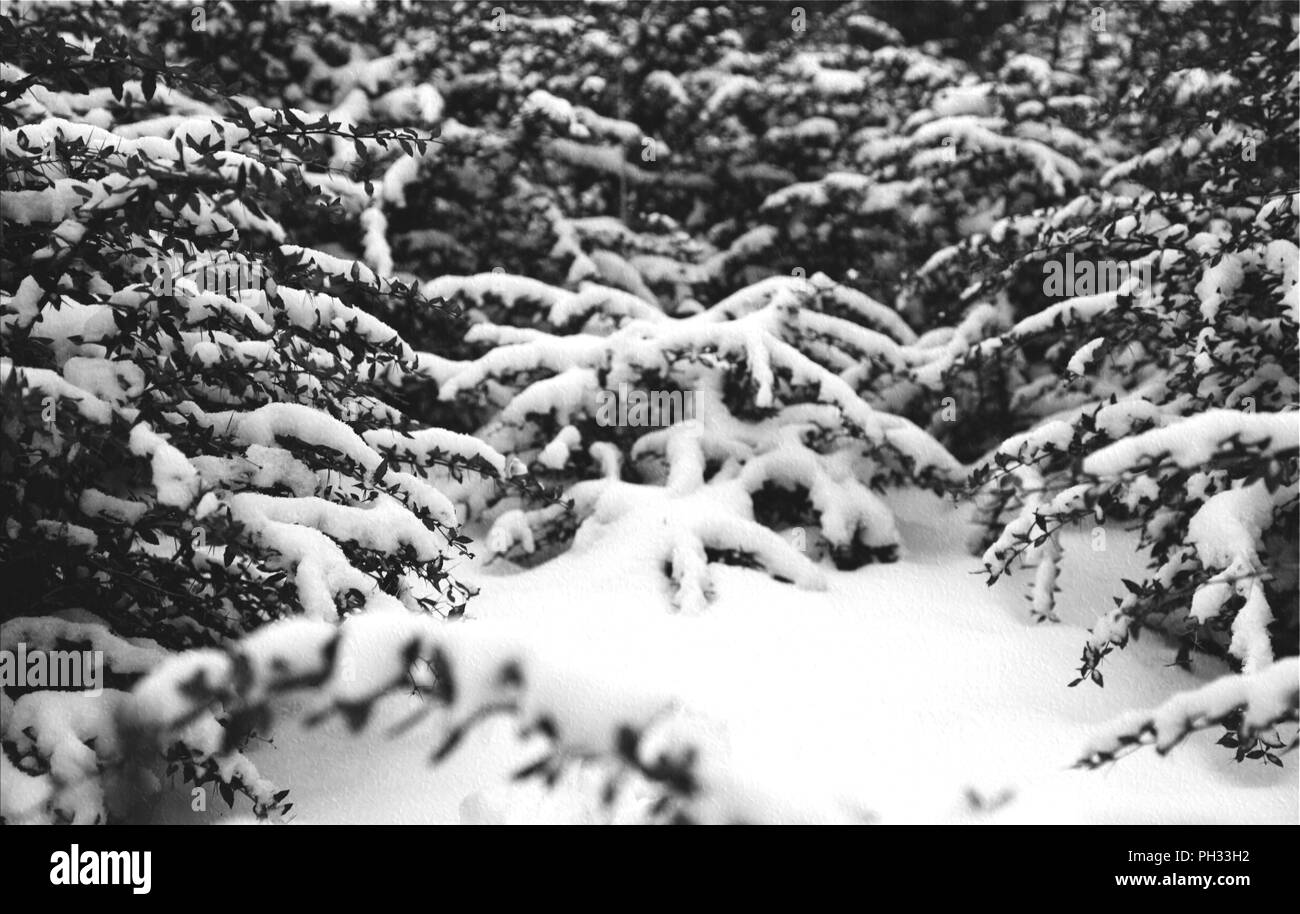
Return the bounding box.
[119,609,875,824]
[0,8,531,822]
[424,270,961,612]
[925,3,1299,747]
[1077,657,1298,769]
[2,0,1296,826]
[240,2,970,307]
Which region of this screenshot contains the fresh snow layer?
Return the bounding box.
[152,491,1297,825]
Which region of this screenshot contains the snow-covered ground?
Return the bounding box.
[159,490,1296,824]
